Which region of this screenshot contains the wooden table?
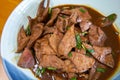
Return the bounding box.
[0,0,22,79]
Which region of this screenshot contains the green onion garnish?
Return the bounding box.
[26,25,31,36]
[86,49,94,53]
[107,13,117,21]
[70,77,77,80]
[75,34,82,49]
[68,52,72,57]
[96,68,106,73]
[48,8,52,14]
[47,67,56,70]
[79,8,86,13]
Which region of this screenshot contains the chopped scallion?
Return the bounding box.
[86,49,94,53]
[75,34,82,49]
[35,67,46,76]
[70,77,77,80]
[96,68,106,73]
[48,8,52,14]
[26,25,31,36]
[107,13,117,21]
[68,52,72,57]
[41,68,46,74]
[35,68,41,76]
[47,67,56,70]
[79,8,86,13]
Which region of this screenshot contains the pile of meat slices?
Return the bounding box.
[16,0,116,80]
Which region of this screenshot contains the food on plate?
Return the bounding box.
[16,0,120,80]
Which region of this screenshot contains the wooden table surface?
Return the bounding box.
[0,0,22,79]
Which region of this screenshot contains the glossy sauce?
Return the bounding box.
[32,5,120,80]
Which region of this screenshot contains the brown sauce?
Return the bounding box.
[32,5,120,80]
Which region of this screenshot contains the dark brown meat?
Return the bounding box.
[88,25,107,46]
[104,53,114,68]
[34,36,56,61]
[88,62,106,80]
[56,17,68,33]
[37,0,45,17]
[17,26,29,52]
[97,13,117,27]
[80,20,92,32]
[27,16,38,30]
[64,60,77,73]
[37,0,50,22]
[83,43,114,68]
[46,8,61,26]
[70,52,95,73]
[40,55,64,69]
[69,10,78,25]
[61,7,91,22]
[49,29,63,53]
[61,9,72,16]
[93,46,114,68]
[77,7,91,22]
[27,23,43,48]
[43,26,55,35]
[68,73,77,79]
[18,48,35,68]
[58,25,76,56]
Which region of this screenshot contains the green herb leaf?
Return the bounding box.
[47,67,56,70]
[75,34,82,49]
[79,8,86,13]
[35,67,46,76]
[68,52,72,57]
[41,68,46,74]
[70,77,77,80]
[81,44,86,50]
[48,8,52,14]
[86,49,94,53]
[96,68,106,73]
[26,25,31,36]
[107,13,117,21]
[35,68,41,76]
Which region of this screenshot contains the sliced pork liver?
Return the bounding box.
[64,60,77,73]
[37,0,50,22]
[70,52,95,73]
[40,55,64,69]
[27,23,43,48]
[18,48,35,68]
[58,25,76,56]
[49,29,63,53]
[56,17,68,33]
[88,62,106,80]
[80,20,92,32]
[34,36,56,61]
[46,8,61,26]
[88,25,107,46]
[17,26,29,52]
[92,46,114,68]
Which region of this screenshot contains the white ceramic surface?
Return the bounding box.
[1,0,120,80]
